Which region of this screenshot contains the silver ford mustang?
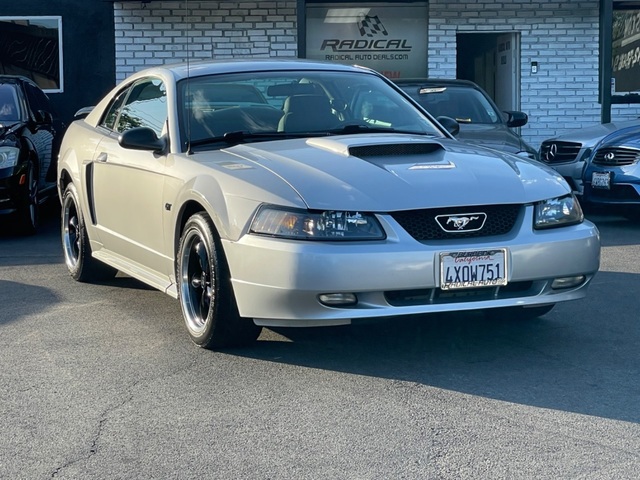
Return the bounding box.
[57,59,600,349]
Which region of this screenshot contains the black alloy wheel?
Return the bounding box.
[61,183,117,282]
[177,212,261,349]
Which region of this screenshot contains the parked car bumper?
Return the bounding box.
[583,165,640,205]
[224,207,600,327]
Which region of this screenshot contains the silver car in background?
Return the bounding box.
[57,59,600,349]
[540,119,640,194]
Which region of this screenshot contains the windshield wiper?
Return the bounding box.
[188,130,332,150]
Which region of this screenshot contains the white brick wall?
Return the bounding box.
[113,1,297,80]
[429,0,640,148]
[113,0,640,148]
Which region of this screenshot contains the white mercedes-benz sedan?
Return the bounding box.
[57,59,600,349]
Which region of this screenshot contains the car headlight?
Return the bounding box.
[250,206,386,240]
[0,146,20,169]
[534,194,583,229]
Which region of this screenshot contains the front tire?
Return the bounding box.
[61,183,117,282]
[177,212,261,349]
[14,160,39,235]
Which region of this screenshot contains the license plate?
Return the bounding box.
[591,171,611,189]
[440,249,508,290]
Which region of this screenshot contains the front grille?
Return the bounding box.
[385,281,538,306]
[592,147,640,166]
[390,204,522,241]
[540,141,582,164]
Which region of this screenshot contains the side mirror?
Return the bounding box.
[35,110,53,125]
[504,110,528,128]
[119,126,166,153]
[436,115,460,137]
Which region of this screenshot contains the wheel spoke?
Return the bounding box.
[195,240,208,272]
[68,215,80,257]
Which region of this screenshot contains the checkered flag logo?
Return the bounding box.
[358,15,388,38]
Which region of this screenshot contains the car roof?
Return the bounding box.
[128,59,377,83]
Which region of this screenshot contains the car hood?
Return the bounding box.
[196,134,569,211]
[595,124,640,149]
[548,119,640,147]
[455,124,526,154]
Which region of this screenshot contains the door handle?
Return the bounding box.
[96,152,108,162]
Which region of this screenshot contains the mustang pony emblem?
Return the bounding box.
[447,216,479,229]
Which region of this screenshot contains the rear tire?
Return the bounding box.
[177,212,261,349]
[484,304,555,321]
[61,183,117,282]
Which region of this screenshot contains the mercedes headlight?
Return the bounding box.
[250,206,386,240]
[534,194,583,229]
[0,146,19,169]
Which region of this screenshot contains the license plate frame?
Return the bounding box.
[591,171,611,189]
[440,248,508,290]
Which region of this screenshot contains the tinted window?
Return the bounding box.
[0,84,20,121]
[404,85,501,125]
[116,78,167,136]
[23,81,53,117]
[101,89,128,131]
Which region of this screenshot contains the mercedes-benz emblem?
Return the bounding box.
[604,152,615,161]
[545,143,558,161]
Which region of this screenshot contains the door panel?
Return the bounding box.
[91,135,168,274]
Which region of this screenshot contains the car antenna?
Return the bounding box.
[185,0,193,155]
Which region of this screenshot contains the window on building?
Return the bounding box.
[0,17,63,93]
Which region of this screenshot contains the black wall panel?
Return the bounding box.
[1,0,115,125]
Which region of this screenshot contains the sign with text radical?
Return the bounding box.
[305,3,428,79]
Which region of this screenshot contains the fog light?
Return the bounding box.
[318,293,358,306]
[551,275,585,289]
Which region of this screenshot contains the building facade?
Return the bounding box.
[3,0,640,148]
[0,0,115,124]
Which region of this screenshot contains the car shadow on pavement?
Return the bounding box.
[231,268,638,425]
[0,280,61,326]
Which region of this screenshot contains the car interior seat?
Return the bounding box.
[278,94,337,132]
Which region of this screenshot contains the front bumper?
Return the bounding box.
[224,206,600,327]
[583,166,640,205]
[0,166,21,214]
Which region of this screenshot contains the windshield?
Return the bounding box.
[402,85,502,125]
[0,84,20,123]
[177,70,444,151]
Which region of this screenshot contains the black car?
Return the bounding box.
[0,75,64,234]
[395,78,538,159]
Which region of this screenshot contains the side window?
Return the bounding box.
[116,78,167,137]
[101,89,128,131]
[23,82,53,117]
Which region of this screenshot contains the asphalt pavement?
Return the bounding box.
[1,204,639,479]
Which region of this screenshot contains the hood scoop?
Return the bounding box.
[349,142,445,159]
